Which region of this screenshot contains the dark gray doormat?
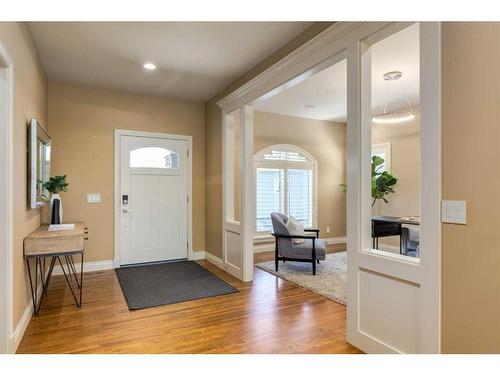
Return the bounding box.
[115,261,239,310]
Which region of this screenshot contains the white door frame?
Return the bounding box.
[114,129,193,267]
[221,105,254,281]
[217,22,441,353]
[346,22,441,354]
[0,41,14,353]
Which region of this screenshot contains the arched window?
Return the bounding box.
[254,144,317,235]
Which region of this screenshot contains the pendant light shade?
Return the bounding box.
[372,71,415,124]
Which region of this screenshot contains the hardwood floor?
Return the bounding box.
[17,249,360,354]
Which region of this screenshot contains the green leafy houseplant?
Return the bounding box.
[43,175,69,194]
[339,156,398,207]
[371,155,397,206]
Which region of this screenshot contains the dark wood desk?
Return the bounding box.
[371,216,420,254]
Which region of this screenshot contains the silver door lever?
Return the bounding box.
[122,209,133,213]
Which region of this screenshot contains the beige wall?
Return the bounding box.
[0,23,48,331]
[205,23,334,258]
[442,22,500,353]
[48,82,205,263]
[254,111,346,237]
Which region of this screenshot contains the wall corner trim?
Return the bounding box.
[190,250,206,261]
[204,252,223,268]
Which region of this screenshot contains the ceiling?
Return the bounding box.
[253,23,420,122]
[29,22,313,102]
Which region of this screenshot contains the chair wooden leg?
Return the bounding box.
[312,259,316,275]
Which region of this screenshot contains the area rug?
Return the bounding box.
[256,251,346,305]
[115,261,239,310]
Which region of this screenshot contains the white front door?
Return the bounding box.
[119,134,189,265]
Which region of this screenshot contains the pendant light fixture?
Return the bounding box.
[372,71,415,124]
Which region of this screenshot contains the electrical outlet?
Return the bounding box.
[326,226,331,234]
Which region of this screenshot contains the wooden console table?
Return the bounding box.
[24,222,88,315]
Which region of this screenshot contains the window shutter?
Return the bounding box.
[255,168,283,232]
[287,169,313,228]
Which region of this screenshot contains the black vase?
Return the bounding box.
[51,198,61,224]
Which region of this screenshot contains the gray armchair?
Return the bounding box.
[270,212,327,275]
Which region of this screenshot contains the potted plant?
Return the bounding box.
[340,156,398,207]
[43,175,69,224]
[371,155,397,207]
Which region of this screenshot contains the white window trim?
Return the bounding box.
[253,144,318,239]
[372,142,391,171]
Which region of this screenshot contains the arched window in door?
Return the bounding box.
[254,144,317,234]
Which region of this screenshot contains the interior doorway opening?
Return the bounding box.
[218,22,441,353]
[250,57,348,302]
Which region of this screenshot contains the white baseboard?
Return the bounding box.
[253,243,274,253]
[190,250,205,261]
[325,236,347,245]
[9,301,32,353]
[253,236,347,253]
[9,283,43,353]
[52,259,114,276]
[204,252,223,268]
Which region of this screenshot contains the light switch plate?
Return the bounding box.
[441,200,466,224]
[87,193,101,203]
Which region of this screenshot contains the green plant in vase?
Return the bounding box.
[43,175,69,224]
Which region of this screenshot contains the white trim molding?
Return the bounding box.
[52,259,115,276]
[418,21,442,354]
[9,279,45,354]
[10,297,33,354]
[204,252,223,269]
[217,22,362,112]
[325,236,347,245]
[371,142,392,172]
[190,250,206,261]
[114,129,193,268]
[0,41,14,354]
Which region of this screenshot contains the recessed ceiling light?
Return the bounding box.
[143,63,156,70]
[305,104,316,109]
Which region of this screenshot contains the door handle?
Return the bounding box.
[122,209,133,214]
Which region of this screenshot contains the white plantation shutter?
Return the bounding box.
[255,168,284,232]
[254,145,316,235]
[287,169,313,228]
